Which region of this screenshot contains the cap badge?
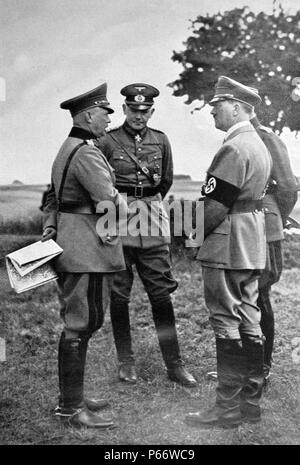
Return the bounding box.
[94,100,106,104]
[135,86,146,92]
[134,94,146,102]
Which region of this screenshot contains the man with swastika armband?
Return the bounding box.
[185,76,272,429]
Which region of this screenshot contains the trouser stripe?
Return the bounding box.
[87,274,104,333]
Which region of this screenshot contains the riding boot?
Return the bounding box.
[78,334,110,411]
[151,299,197,387]
[185,339,244,428]
[110,300,136,383]
[56,332,114,428]
[257,288,274,377]
[240,335,265,423]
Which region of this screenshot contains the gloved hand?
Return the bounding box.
[41,227,57,242]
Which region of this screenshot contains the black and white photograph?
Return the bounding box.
[0,0,299,449]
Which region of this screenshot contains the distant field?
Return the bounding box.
[0,182,299,221]
[0,185,45,235]
[0,185,45,220]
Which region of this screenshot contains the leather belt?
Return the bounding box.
[230,199,263,214]
[117,185,160,198]
[58,202,96,214]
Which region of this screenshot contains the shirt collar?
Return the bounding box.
[225,121,252,140]
[123,121,148,139]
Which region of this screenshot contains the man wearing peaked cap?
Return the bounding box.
[185,76,272,428]
[41,82,128,428]
[97,83,197,388]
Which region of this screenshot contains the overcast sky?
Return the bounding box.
[0,0,299,184]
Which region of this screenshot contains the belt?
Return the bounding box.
[58,202,96,214]
[230,199,263,214]
[117,185,160,198]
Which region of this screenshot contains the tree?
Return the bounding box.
[169,2,300,134]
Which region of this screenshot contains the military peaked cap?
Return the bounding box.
[121,83,159,109]
[60,82,114,116]
[209,76,262,107]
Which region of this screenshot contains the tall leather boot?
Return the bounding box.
[56,332,114,429]
[78,334,110,412]
[110,300,136,383]
[185,339,244,428]
[241,335,265,423]
[258,288,274,380]
[151,299,197,387]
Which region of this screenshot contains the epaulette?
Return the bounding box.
[259,125,273,134]
[106,126,121,133]
[148,127,165,135]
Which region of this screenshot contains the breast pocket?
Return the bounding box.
[197,218,231,265]
[112,149,133,175]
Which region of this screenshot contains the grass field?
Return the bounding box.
[0,184,299,445]
[0,256,299,445]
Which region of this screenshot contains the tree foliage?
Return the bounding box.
[169,3,300,134]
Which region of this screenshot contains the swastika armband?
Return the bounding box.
[202,175,241,208]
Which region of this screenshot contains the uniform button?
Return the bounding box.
[137,171,141,175]
[137,148,142,152]
[138,182,142,185]
[120,155,124,159]
[154,156,157,159]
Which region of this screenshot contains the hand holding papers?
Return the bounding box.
[6,239,63,293]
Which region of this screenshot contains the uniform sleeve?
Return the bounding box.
[203,143,246,208]
[42,181,58,230]
[74,145,123,207]
[261,131,298,221]
[160,134,173,199]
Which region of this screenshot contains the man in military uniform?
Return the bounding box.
[97,83,196,387]
[42,83,128,428]
[185,77,272,428]
[251,112,298,383]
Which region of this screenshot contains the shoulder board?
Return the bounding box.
[106,126,122,133]
[148,127,165,135]
[259,125,273,134]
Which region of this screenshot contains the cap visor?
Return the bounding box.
[127,103,153,110]
[209,96,226,105]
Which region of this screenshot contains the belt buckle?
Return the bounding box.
[134,185,143,198]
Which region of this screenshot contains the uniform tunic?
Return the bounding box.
[43,127,127,333]
[253,120,298,288]
[97,122,173,248]
[198,124,272,339]
[97,122,177,303]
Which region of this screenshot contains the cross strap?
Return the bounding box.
[108,133,154,183]
[57,142,86,207]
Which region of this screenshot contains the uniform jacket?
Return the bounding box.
[43,127,127,273]
[252,118,298,242]
[97,123,173,248]
[198,124,272,270]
